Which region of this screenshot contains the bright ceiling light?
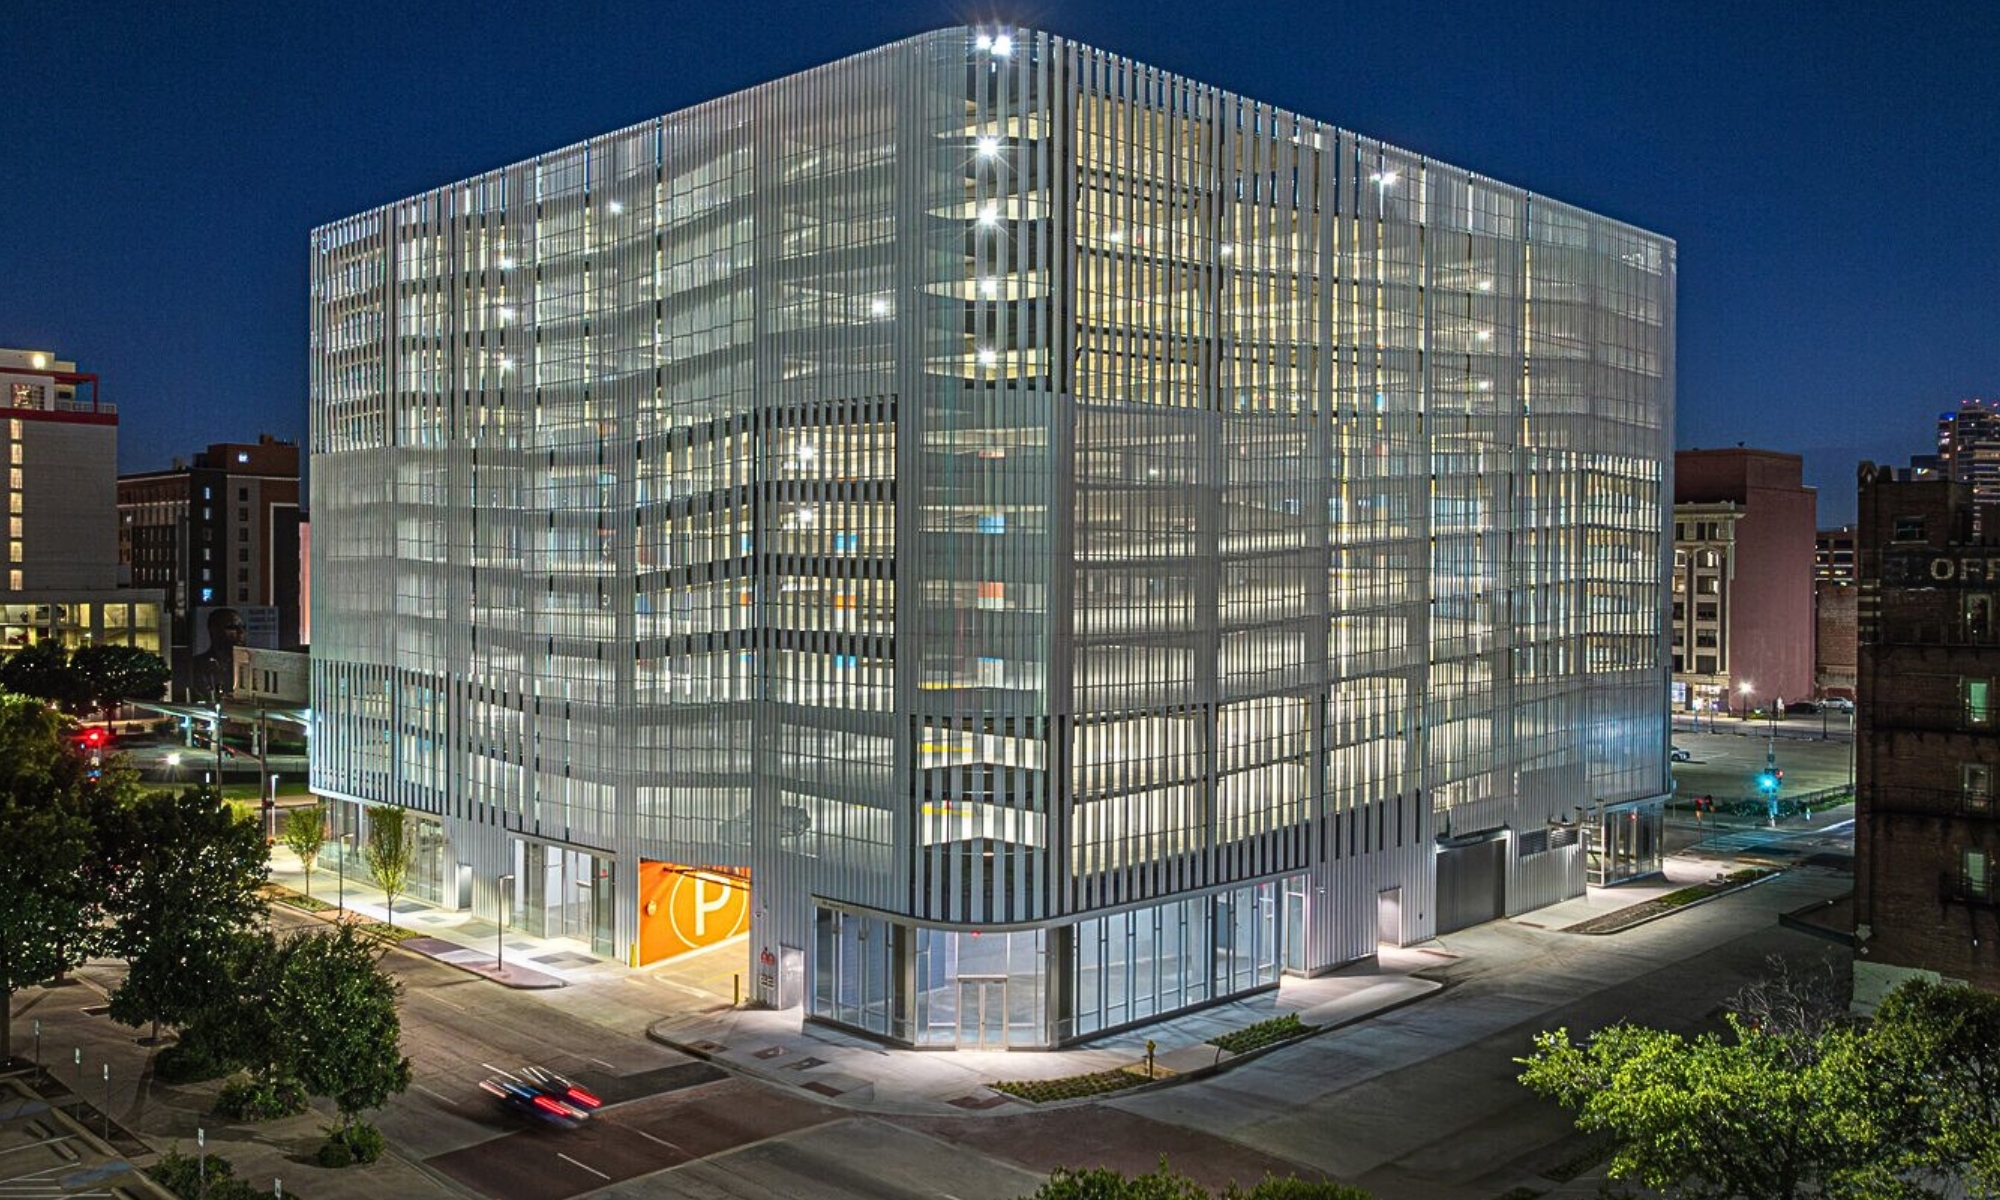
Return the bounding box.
[1476,278,1494,292]
[869,297,891,317]
[992,34,1013,56]
[977,348,998,366]
[979,278,999,298]
[607,200,624,214]
[29,353,47,369]
[1370,170,1398,186]
[977,203,999,227]
[976,136,1000,158]
[498,256,515,270]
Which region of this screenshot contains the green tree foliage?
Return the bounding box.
[104,787,269,1042]
[0,693,99,1060]
[281,804,327,897]
[1518,977,2000,1200]
[1024,1160,1369,1200]
[0,639,87,709]
[275,924,411,1127]
[363,804,413,926]
[1863,980,2000,1195]
[69,644,169,715]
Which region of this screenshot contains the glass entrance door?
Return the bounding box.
[957,975,1006,1049]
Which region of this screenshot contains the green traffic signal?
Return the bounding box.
[1757,771,1780,793]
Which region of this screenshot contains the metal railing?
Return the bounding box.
[1860,783,1998,820]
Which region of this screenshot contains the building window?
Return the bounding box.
[7,571,19,590]
[1967,595,1993,641]
[238,487,249,501]
[1893,516,1926,542]
[237,589,248,601]
[238,508,248,523]
[1964,678,1992,727]
[239,548,249,562]
[1964,763,1992,812]
[1965,849,1992,902]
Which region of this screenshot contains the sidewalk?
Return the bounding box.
[645,956,1445,1118]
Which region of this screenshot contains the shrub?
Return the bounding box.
[155,1039,229,1085]
[314,1138,353,1169]
[315,1122,385,1168]
[1208,1013,1311,1055]
[148,1148,289,1200]
[214,1076,308,1121]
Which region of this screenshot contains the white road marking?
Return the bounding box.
[590,1057,616,1069]
[625,1125,687,1153]
[556,1152,610,1180]
[414,1083,455,1105]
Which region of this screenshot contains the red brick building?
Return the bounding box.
[1852,467,2000,1006]
[1671,449,1817,714]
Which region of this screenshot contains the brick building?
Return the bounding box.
[1815,525,1858,701]
[1671,449,1817,714]
[1852,466,2000,1006]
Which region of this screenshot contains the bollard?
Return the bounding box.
[1145,1038,1157,1079]
[733,973,741,1007]
[198,1129,206,1200]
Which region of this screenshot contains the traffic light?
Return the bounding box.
[1757,770,1781,794]
[80,727,108,750]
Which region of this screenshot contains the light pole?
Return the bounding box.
[337,832,355,919]
[496,873,515,972]
[1738,680,1754,722]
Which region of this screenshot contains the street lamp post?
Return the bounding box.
[496,873,515,973]
[1738,680,1754,722]
[337,832,355,919]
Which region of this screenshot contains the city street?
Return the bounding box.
[9,854,1852,1200]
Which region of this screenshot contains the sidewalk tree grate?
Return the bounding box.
[753,1047,786,1060]
[787,1057,826,1071]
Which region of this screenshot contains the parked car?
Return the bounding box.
[1821,696,1855,712]
[1786,701,1821,715]
[1670,745,1692,762]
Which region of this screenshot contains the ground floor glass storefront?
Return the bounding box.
[812,877,1294,1048]
[1584,798,1665,886]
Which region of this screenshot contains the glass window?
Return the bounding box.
[1965,679,1991,727]
[1893,516,1925,542]
[1964,763,1991,811]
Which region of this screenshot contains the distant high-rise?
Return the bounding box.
[118,435,303,695]
[310,28,1676,1047]
[0,347,166,657]
[1938,399,2000,506]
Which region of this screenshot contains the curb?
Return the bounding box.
[645,979,1446,1113]
[1564,869,1785,936]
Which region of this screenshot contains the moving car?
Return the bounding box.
[480,1067,602,1128]
[1821,696,1855,712]
[1670,745,1692,762]
[1786,701,1821,715]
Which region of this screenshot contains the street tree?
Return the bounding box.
[275,925,410,1145]
[1862,980,2000,1195]
[363,805,414,926]
[0,694,98,1061]
[281,804,327,898]
[0,639,87,709]
[1518,1016,1879,1200]
[105,786,269,1043]
[69,644,169,717]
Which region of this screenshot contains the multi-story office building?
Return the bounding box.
[310,28,1675,1046]
[1853,469,1999,1004]
[118,435,305,693]
[1671,449,1815,714]
[1814,525,1858,702]
[0,348,165,655]
[1938,399,2000,510]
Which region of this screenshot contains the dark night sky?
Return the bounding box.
[6,1,1995,524]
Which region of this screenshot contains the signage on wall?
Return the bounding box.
[1883,552,2000,588]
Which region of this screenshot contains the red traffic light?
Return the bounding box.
[81,728,108,748]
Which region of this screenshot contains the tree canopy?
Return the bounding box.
[274,925,411,1125]
[104,787,270,1041]
[70,644,170,714]
[1023,1160,1370,1200]
[0,693,99,1061]
[1518,975,2000,1200]
[363,805,414,926]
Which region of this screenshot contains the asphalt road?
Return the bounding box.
[14,851,1854,1200]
